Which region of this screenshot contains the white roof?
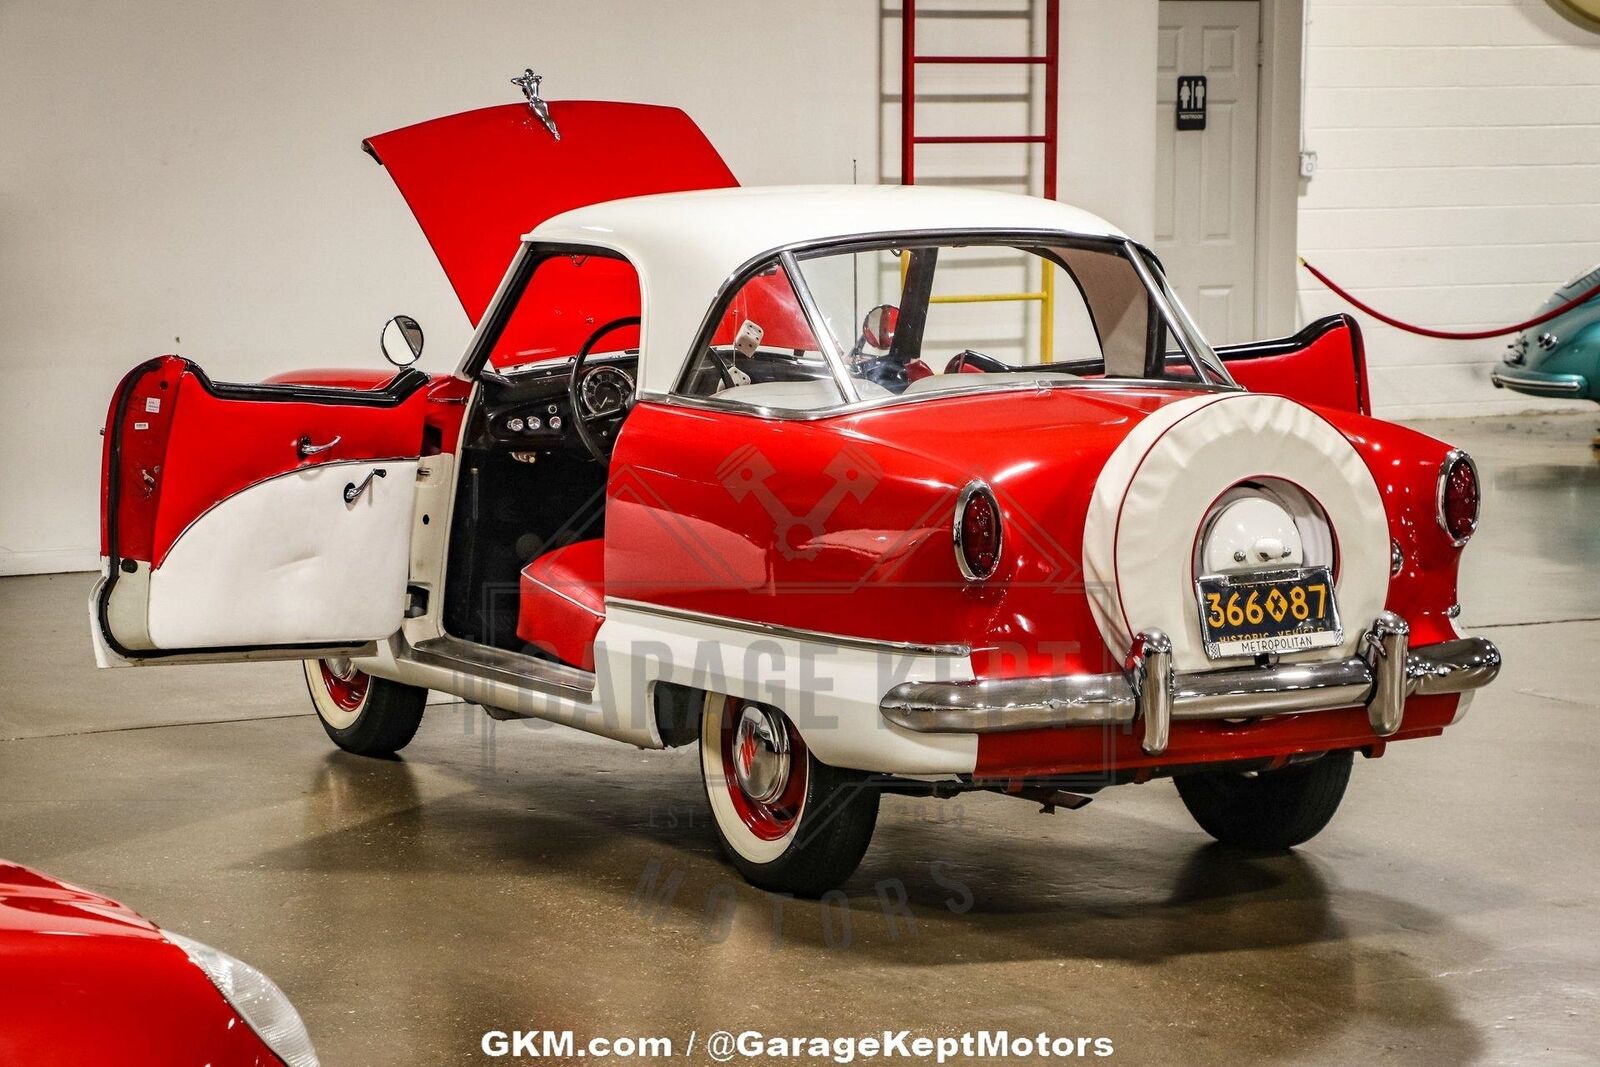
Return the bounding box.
[524,185,1129,395]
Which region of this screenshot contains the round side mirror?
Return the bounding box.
[862,304,899,351]
[380,315,424,367]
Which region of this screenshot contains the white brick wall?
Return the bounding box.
[1299,0,1600,417]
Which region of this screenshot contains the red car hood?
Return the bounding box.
[364,100,739,326]
[0,862,280,1067]
[0,862,160,940]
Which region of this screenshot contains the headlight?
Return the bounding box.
[164,930,319,1067]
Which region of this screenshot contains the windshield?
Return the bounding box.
[675,236,1233,411]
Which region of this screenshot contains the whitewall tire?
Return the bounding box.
[698,694,879,896]
[302,658,427,757]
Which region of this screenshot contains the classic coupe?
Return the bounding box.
[0,860,317,1066]
[1492,262,1600,405]
[93,94,1500,895]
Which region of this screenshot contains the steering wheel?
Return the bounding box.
[569,316,641,465]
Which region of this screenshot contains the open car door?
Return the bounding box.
[94,357,432,664]
[94,97,740,666]
[1216,314,1373,415]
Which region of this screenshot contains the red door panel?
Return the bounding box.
[1218,314,1371,415]
[101,356,431,569]
[364,101,739,328]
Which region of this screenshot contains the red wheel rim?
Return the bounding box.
[318,659,370,713]
[719,698,807,841]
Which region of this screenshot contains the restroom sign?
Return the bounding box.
[1176,75,1208,131]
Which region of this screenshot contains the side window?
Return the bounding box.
[488,252,641,372]
[676,261,849,411]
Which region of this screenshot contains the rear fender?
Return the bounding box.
[1219,315,1371,415]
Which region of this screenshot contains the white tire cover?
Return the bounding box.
[1082,393,1388,673]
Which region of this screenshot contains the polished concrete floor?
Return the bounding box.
[2,414,1598,1066]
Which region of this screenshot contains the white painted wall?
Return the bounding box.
[0,0,1160,576]
[1298,0,1600,418]
[0,0,888,577]
[8,0,1592,575]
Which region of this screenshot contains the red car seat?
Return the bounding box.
[516,539,606,671]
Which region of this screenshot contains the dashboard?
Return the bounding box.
[478,351,638,451]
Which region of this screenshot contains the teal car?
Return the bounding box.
[1492,263,1600,401]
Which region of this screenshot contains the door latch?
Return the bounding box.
[343,468,387,505]
[296,434,342,459]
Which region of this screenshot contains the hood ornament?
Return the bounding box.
[511,68,560,141]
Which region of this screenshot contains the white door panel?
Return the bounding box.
[1155,0,1261,346]
[146,459,418,649]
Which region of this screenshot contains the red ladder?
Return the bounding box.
[899,0,1063,360]
[900,0,1062,201]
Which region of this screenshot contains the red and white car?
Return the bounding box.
[0,861,317,1066]
[92,96,1500,895]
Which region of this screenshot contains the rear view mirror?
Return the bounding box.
[380,315,424,367]
[862,304,898,351]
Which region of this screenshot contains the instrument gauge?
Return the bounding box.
[580,365,636,418]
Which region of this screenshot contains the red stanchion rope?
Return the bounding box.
[1299,257,1600,341]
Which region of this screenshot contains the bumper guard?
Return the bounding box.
[880,613,1500,757]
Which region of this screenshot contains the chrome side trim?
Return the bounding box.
[406,634,595,699]
[604,598,972,657]
[880,617,1500,756]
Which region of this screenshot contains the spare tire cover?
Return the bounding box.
[1082,393,1388,673]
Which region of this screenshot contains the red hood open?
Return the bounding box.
[364,101,739,326]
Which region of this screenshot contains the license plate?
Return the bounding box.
[1194,566,1343,660]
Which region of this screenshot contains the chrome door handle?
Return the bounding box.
[296,434,341,458]
[343,468,387,504]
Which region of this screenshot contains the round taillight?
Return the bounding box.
[955,482,1003,581]
[1437,450,1480,546]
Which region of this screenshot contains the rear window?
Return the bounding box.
[674,236,1227,411]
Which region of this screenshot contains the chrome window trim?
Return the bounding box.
[952,480,1003,582]
[669,228,1242,415]
[605,597,972,657]
[635,375,1235,423]
[1436,449,1481,547]
[779,249,858,404]
[1124,241,1230,384]
[457,241,537,380]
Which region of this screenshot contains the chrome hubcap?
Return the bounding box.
[325,657,359,682]
[731,704,790,804]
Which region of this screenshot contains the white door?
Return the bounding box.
[1154,0,1261,346]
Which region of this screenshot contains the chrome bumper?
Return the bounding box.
[880,613,1500,757]
[1490,366,1587,396]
